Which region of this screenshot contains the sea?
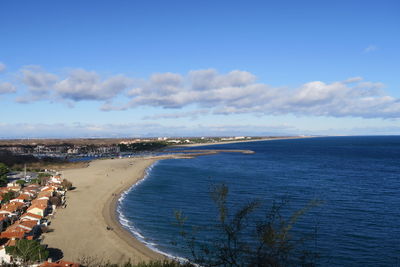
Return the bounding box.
[117,136,400,266]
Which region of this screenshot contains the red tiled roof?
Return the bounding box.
[16,193,31,200]
[1,202,24,212]
[40,260,80,267]
[19,220,38,230]
[6,186,21,191]
[1,229,25,239]
[37,191,53,198]
[31,198,49,206]
[27,205,46,211]
[21,212,42,220]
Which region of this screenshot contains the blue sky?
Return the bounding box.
[0,0,399,138]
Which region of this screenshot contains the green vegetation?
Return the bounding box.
[1,191,17,204]
[0,162,9,186]
[49,194,62,206]
[5,239,49,264]
[38,173,51,178]
[173,184,320,267]
[16,179,25,187]
[118,142,168,152]
[36,173,52,186]
[77,259,192,267]
[0,150,65,168]
[0,162,8,177]
[77,184,320,267]
[29,178,39,184]
[61,179,73,190]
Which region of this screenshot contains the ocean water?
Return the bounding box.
[118,136,400,266]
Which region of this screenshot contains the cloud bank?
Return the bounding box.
[0,122,295,138]
[2,64,399,119]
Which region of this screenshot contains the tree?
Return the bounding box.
[29,178,39,184]
[0,162,9,187]
[0,176,7,187]
[38,173,51,179]
[175,184,320,267]
[0,163,9,177]
[49,195,62,206]
[5,239,49,264]
[16,179,25,187]
[37,173,51,186]
[61,179,73,190]
[38,176,49,186]
[1,191,16,204]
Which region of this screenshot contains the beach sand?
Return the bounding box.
[42,137,314,264]
[43,157,165,264]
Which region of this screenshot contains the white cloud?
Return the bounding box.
[116,71,400,119]
[0,62,6,73]
[0,82,16,94]
[15,67,133,103]
[21,66,58,94]
[189,69,256,90]
[0,122,297,138]
[55,69,133,101]
[1,65,399,119]
[364,45,378,53]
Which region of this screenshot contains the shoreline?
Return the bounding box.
[102,158,164,261]
[42,138,310,263]
[43,157,165,263]
[173,135,316,148]
[43,152,250,263]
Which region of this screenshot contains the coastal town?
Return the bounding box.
[0,136,259,159]
[0,169,80,266]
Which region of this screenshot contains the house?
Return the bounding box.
[0,228,26,240]
[27,204,47,217]
[24,184,41,191]
[20,212,43,222]
[0,202,25,218]
[5,185,21,192]
[40,260,81,267]
[48,176,63,185]
[15,220,38,231]
[4,220,37,235]
[37,191,53,200]
[0,214,10,232]
[41,185,57,193]
[0,239,12,263]
[10,193,32,203]
[21,189,38,198]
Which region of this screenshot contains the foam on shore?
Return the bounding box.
[116,161,189,262]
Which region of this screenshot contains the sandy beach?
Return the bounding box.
[42,137,310,264]
[43,157,165,264]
